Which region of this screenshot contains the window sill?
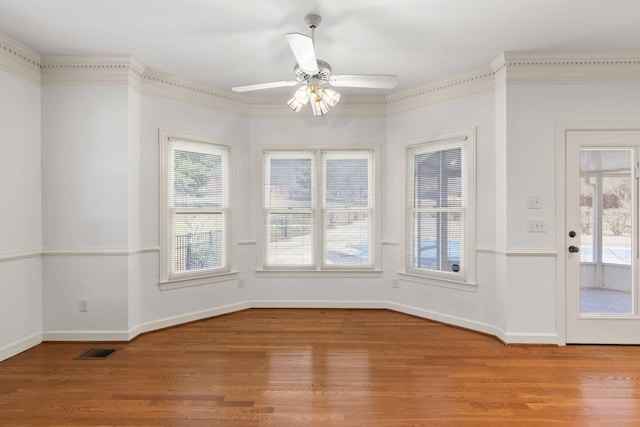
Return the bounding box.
[256,269,382,278]
[398,272,477,292]
[159,271,238,291]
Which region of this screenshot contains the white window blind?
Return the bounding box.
[167,139,230,277]
[263,151,316,267]
[406,138,468,279]
[262,148,376,271]
[322,150,374,268]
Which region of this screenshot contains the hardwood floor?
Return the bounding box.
[2,308,640,426]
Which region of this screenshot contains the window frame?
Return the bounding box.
[159,129,237,290]
[401,129,476,289]
[257,144,382,277]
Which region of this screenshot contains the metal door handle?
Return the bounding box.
[568,245,579,253]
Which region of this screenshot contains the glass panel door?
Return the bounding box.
[579,149,633,314]
[566,130,640,344]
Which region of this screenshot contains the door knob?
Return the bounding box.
[568,245,579,253]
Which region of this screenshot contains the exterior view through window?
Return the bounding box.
[160,133,231,284]
[405,131,474,283]
[262,148,377,270]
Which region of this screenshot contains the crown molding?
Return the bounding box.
[141,68,387,118]
[386,66,495,115]
[3,30,640,116]
[245,94,388,117]
[41,55,145,88]
[0,33,41,84]
[141,67,249,115]
[491,50,640,85]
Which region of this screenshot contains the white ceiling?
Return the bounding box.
[1,0,639,95]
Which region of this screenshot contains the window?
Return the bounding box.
[404,130,475,285]
[159,130,235,289]
[259,146,380,273]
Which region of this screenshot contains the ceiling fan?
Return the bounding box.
[231,14,399,115]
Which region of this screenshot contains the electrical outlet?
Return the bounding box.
[527,219,545,232]
[79,299,88,312]
[527,195,543,209]
[392,279,399,288]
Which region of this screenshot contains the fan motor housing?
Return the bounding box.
[294,60,332,82]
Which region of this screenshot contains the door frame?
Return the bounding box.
[555,121,640,345]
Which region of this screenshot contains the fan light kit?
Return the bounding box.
[232,14,399,116]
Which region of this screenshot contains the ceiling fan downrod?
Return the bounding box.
[305,14,322,46]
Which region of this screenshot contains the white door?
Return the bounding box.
[566,130,640,344]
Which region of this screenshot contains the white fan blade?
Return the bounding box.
[329,74,399,89]
[286,32,318,74]
[232,80,299,93]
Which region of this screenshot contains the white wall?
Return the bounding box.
[41,85,133,335]
[386,92,499,334]
[136,95,251,327]
[246,115,391,305]
[4,34,640,360]
[500,83,640,339]
[0,70,43,360]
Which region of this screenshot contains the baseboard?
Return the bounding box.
[38,300,560,346]
[498,331,560,345]
[388,302,499,337]
[128,301,252,340]
[0,333,42,362]
[42,330,131,342]
[250,300,390,309]
[42,302,252,343]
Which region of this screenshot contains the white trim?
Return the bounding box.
[158,129,237,288]
[0,249,41,262]
[386,67,495,115]
[555,122,570,346]
[400,128,477,286]
[128,301,251,339]
[257,144,382,273]
[42,246,160,256]
[476,245,557,257]
[41,55,145,88]
[42,330,130,342]
[159,271,239,291]
[248,95,388,117]
[397,272,477,291]
[255,270,383,278]
[495,248,557,257]
[0,247,161,261]
[251,300,389,309]
[142,67,247,115]
[388,302,498,338]
[555,120,640,346]
[35,302,563,346]
[475,245,496,254]
[0,32,41,83]
[3,28,640,116]
[492,50,640,86]
[498,331,561,345]
[0,333,42,362]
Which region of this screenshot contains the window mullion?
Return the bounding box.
[315,150,323,270]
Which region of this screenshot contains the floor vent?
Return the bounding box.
[75,348,119,360]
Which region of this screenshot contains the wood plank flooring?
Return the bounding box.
[2,308,640,426]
